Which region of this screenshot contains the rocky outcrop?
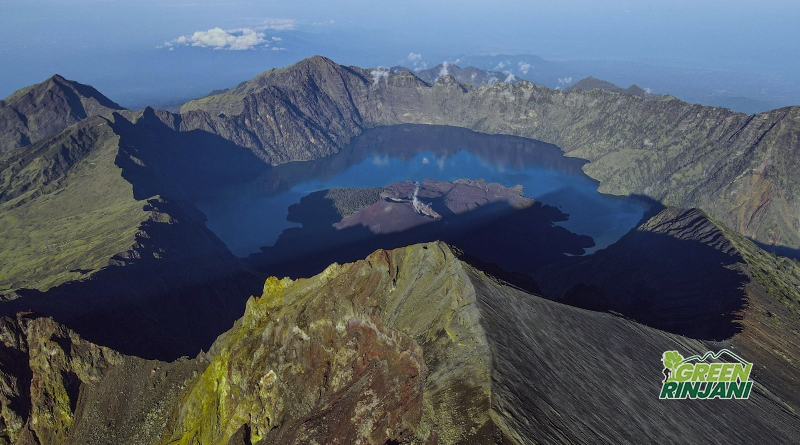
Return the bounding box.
[3,242,798,444]
[161,241,800,444]
[407,64,512,87]
[0,312,204,445]
[0,75,123,154]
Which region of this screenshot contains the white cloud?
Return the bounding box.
[258,18,298,31]
[271,46,286,51]
[488,75,499,84]
[518,61,532,75]
[408,52,422,61]
[166,19,296,51]
[494,61,505,70]
[413,62,427,72]
[503,71,516,83]
[437,61,450,78]
[555,77,573,90]
[166,27,266,50]
[371,67,390,85]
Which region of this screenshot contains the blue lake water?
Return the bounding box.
[195,125,648,258]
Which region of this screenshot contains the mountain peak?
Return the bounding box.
[0,75,123,152]
[563,76,624,93]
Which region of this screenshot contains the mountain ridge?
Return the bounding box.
[2,55,799,353]
[1,240,798,444]
[175,55,800,253]
[0,74,124,154]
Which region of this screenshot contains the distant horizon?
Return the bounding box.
[3,0,799,112]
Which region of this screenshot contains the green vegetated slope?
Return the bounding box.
[0,96,262,359]
[180,56,800,252]
[0,104,259,295]
[0,75,124,153]
[0,118,148,292]
[3,241,798,444]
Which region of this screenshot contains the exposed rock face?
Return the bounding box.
[165,276,427,445]
[155,241,800,444]
[3,241,799,444]
[406,64,512,87]
[0,313,119,444]
[178,55,800,253]
[0,75,124,153]
[0,312,204,445]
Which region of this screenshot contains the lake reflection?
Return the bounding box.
[194,124,647,257]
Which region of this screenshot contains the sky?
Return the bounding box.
[2,0,799,108]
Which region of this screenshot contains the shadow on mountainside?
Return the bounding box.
[109,108,269,202]
[535,213,749,341]
[1,110,275,360]
[2,199,264,360]
[245,191,594,280]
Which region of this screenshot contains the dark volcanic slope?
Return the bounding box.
[536,207,800,411]
[3,242,798,444]
[0,75,124,153]
[179,55,800,253]
[536,208,751,339]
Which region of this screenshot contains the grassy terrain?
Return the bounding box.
[0,123,147,292]
[714,214,800,319]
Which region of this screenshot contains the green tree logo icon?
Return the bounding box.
[661,351,684,382]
